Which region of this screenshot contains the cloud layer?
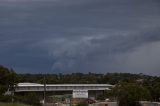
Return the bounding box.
[0,0,160,75]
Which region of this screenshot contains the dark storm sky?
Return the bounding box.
[0,0,160,75]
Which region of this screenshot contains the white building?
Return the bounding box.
[14,83,113,99]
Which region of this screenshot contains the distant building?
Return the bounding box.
[14,83,113,99]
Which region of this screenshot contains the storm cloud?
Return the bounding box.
[0,0,160,75]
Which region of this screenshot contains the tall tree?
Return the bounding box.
[113,82,151,106]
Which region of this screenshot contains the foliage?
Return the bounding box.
[0,102,30,106]
[0,95,12,102]
[17,93,41,106]
[97,94,105,100]
[113,82,151,106]
[0,65,18,103]
[0,66,17,86]
[0,85,6,95]
[76,101,88,106]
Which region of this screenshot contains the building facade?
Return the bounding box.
[14,83,113,99]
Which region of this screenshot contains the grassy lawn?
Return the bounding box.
[0,102,30,106]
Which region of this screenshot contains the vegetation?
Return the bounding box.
[15,93,41,106]
[1,65,160,105]
[17,72,160,101]
[112,82,151,106]
[0,65,17,102]
[0,102,30,106]
[76,101,88,106]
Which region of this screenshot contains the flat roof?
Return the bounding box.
[17,83,113,87]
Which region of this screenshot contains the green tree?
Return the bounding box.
[113,82,151,106]
[0,65,17,102]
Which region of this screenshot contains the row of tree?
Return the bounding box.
[17,72,150,84]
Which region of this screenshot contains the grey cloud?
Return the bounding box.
[0,0,160,74]
[43,27,160,73]
[118,41,160,76]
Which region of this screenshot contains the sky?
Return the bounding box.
[0,0,160,75]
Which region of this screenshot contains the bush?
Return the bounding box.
[16,93,41,106]
[113,82,150,106]
[0,85,7,95]
[76,102,88,106]
[0,95,12,102]
[97,94,105,100]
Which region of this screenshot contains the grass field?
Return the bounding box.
[0,102,30,106]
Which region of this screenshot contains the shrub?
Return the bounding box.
[0,95,12,102]
[16,93,41,106]
[76,101,88,106]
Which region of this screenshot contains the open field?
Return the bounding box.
[0,102,30,106]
